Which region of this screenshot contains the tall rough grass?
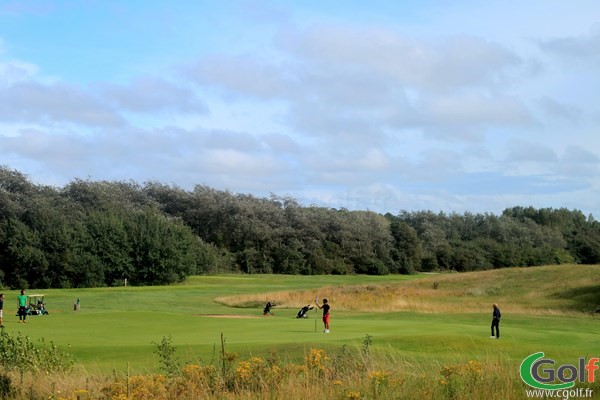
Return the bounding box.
[4,343,594,399]
[216,265,600,316]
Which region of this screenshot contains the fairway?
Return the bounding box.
[2,267,598,375]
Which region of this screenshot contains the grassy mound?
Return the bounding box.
[218,264,600,315]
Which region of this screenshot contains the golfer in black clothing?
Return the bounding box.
[490,303,501,339]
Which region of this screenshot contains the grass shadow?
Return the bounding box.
[552,284,600,313]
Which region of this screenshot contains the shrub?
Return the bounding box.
[0,330,73,373]
[152,335,179,378]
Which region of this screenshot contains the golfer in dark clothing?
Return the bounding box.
[490,303,501,339]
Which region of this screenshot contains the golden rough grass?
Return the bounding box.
[216,264,600,316]
[2,353,526,400]
[3,346,528,400]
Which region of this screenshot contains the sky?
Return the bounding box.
[1,1,599,218]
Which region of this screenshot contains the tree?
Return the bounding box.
[388,219,422,273]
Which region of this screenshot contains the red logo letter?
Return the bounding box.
[586,358,599,382]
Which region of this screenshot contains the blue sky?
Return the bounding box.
[1,0,599,217]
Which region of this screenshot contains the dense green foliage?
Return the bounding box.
[0,167,225,288]
[1,166,599,288]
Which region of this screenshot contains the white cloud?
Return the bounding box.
[183,24,533,148]
[99,76,208,114]
[505,139,558,163]
[355,148,389,171]
[278,25,522,90]
[557,145,600,179]
[537,97,582,122]
[0,60,38,86]
[185,55,294,100]
[201,129,261,151]
[0,81,123,126]
[423,93,532,127]
[1,2,600,218]
[540,25,600,63]
[262,133,301,154]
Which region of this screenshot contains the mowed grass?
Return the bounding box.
[2,265,599,374]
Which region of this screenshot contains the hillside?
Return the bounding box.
[217,264,600,316]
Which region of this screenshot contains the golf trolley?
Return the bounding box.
[296,305,314,318]
[18,294,49,316]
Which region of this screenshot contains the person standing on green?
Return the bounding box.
[17,289,28,323]
[0,293,4,328]
[316,298,330,333]
[490,303,501,339]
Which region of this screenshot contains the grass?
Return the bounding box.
[1,265,598,370]
[219,264,600,315]
[1,274,425,371]
[0,265,599,399]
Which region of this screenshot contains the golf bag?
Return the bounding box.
[296,305,314,318]
[263,301,275,315]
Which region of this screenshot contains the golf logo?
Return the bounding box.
[520,352,599,390]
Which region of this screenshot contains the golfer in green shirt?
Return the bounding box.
[17,290,27,323]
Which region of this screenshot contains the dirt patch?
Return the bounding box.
[194,314,262,319]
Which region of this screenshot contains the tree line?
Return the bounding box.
[1,166,598,288]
